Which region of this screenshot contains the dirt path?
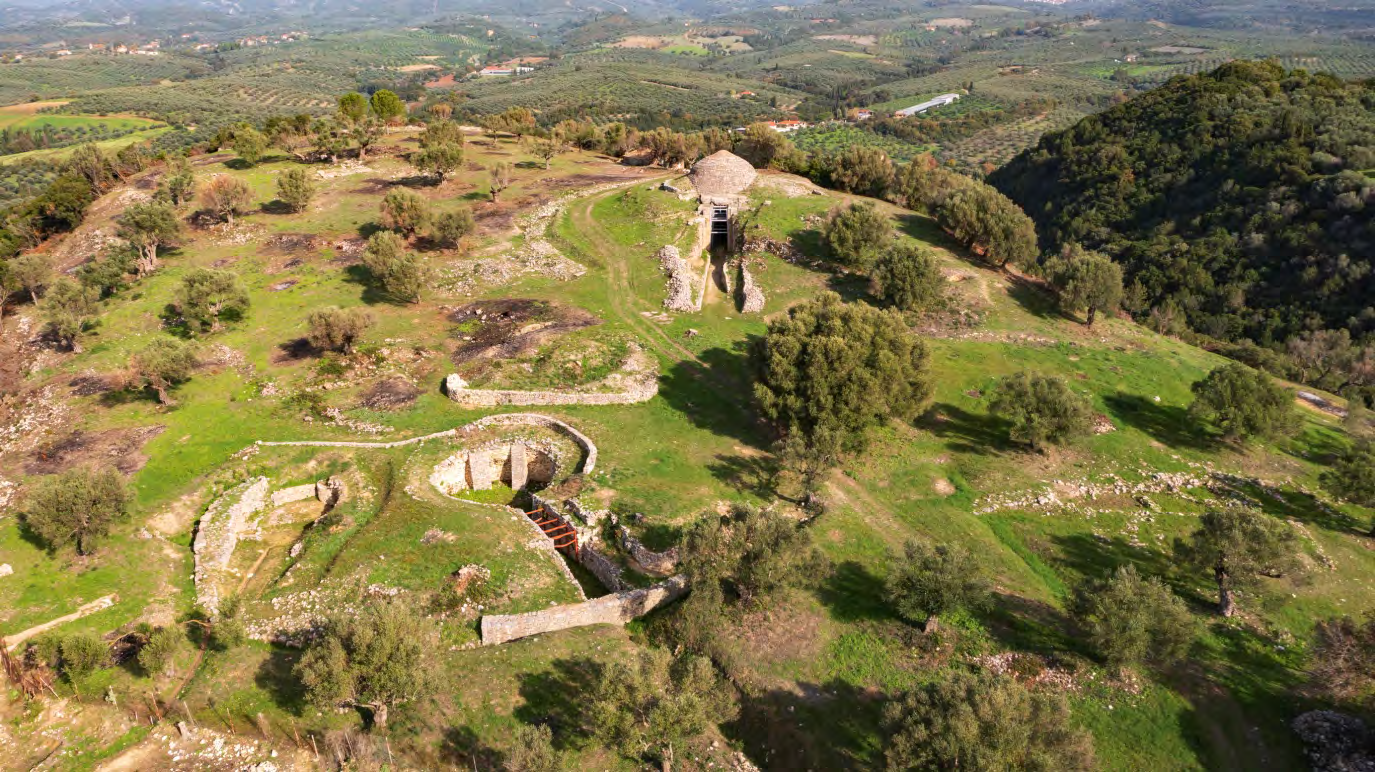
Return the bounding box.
[4,594,118,651]
[571,196,708,367]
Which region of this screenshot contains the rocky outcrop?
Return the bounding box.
[657,245,696,312]
[480,575,688,645]
[193,478,270,614]
[443,347,658,408]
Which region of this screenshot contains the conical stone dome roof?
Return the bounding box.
[690,150,757,200]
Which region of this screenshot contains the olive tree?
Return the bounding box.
[138,627,184,677]
[1189,363,1297,443]
[883,670,1094,772]
[130,337,197,404]
[988,372,1094,451]
[175,268,249,333]
[294,600,439,729]
[489,162,513,202]
[1323,440,1375,534]
[413,143,464,182]
[43,277,98,351]
[753,292,931,496]
[232,125,269,166]
[886,541,992,629]
[1175,507,1302,617]
[1073,564,1195,668]
[118,201,182,276]
[584,647,737,771]
[1044,244,1123,327]
[306,306,373,353]
[22,466,130,555]
[11,252,51,303]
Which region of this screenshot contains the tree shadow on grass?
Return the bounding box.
[723,678,883,770]
[916,402,1011,456]
[983,592,1081,657]
[707,452,779,499]
[355,221,386,240]
[1222,478,1361,536]
[1103,392,1213,451]
[824,271,873,303]
[1006,273,1062,320]
[439,725,503,769]
[341,264,398,305]
[514,657,604,749]
[260,199,296,215]
[895,213,950,246]
[657,345,767,448]
[815,560,893,624]
[1051,532,1177,588]
[254,645,307,716]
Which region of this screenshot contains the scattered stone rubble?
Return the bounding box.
[656,245,697,312]
[436,180,632,295]
[1293,711,1375,772]
[737,259,765,313]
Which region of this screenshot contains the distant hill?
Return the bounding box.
[990,60,1375,346]
[1074,0,1375,36]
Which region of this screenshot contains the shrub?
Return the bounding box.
[199,175,253,224]
[1073,564,1194,668]
[306,306,373,353]
[23,467,129,555]
[823,201,891,269]
[430,208,476,249]
[232,125,268,166]
[506,724,563,772]
[883,670,1094,771]
[59,632,108,682]
[886,541,992,626]
[362,231,428,303]
[379,189,430,236]
[212,593,248,649]
[42,277,98,352]
[988,372,1093,451]
[277,167,315,212]
[138,627,183,676]
[1323,441,1375,533]
[1188,363,1298,442]
[872,243,944,312]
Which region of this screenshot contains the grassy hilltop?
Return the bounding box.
[0,118,1369,769]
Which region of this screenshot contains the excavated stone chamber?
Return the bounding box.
[430,441,560,495]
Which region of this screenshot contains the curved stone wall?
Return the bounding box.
[443,347,658,409]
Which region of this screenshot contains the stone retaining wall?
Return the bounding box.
[480,576,688,645]
[443,370,658,409]
[579,543,629,592]
[270,484,317,508]
[193,477,270,614]
[257,413,599,475]
[618,526,681,577]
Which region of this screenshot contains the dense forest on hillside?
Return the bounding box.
[990,61,1375,348]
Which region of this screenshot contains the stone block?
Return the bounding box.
[468,451,495,490]
[509,442,528,490]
